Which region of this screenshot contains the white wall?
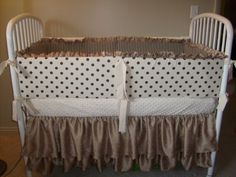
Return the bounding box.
[0,0,215,129]
[25,0,215,37]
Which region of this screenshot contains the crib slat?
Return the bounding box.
[196,19,200,43]
[34,21,38,41]
[221,26,227,52]
[35,21,40,41]
[22,19,28,48]
[31,19,35,43]
[205,17,210,46]
[192,21,196,42]
[208,18,213,48]
[199,18,203,44]
[213,20,218,50]
[217,22,222,51]
[15,23,22,51]
[25,18,30,47]
[28,18,33,43]
[202,17,206,45]
[33,20,37,42]
[29,18,33,45]
[19,21,25,50]
[34,19,38,42]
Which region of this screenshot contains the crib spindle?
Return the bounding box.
[221,27,227,52]
[15,23,22,51]
[192,21,196,42]
[25,19,30,47]
[212,20,218,50]
[19,21,25,50]
[217,22,223,51]
[22,19,28,49]
[28,18,33,45]
[205,17,210,46]
[202,17,206,45]
[208,18,213,48]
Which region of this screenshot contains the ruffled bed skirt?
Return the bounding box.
[23,114,216,175]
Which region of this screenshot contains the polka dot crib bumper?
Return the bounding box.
[17,37,226,99]
[18,56,224,99]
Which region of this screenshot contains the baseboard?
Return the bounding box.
[0,126,18,131]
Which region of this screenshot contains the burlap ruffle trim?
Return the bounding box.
[17,37,226,59]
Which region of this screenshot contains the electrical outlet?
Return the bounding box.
[190,5,199,18]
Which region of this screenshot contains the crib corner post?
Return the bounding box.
[25,168,33,177]
[206,151,217,177]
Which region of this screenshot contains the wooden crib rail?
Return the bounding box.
[189,13,233,57]
[190,13,233,177]
[6,13,44,98]
[6,13,43,57]
[5,14,44,177]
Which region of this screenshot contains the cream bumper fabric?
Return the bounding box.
[26,97,216,117]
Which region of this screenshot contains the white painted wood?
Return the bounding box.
[213,19,218,50]
[217,22,222,51]
[6,13,43,177]
[193,21,196,41]
[221,27,227,52]
[205,17,210,46]
[209,18,213,48]
[196,19,200,43]
[199,18,203,43]
[190,13,234,177]
[190,13,233,57]
[202,17,206,44]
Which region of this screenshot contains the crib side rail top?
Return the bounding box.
[189,13,233,57]
[6,13,44,59]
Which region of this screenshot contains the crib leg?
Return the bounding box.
[206,102,225,177]
[25,168,33,177]
[206,151,216,177]
[22,156,32,177]
[17,109,33,177]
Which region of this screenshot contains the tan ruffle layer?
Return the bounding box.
[17,37,226,59]
[23,114,216,175]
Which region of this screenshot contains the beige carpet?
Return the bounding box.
[0,79,236,177]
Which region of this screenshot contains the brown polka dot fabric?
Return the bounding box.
[17,56,223,99]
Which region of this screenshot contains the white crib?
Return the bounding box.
[4,13,234,177]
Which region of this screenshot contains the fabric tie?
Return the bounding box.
[224,59,236,70]
[217,93,228,111]
[115,58,129,133]
[12,97,39,121]
[233,60,236,68]
[0,59,29,77]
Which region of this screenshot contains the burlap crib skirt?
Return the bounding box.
[23,114,216,175]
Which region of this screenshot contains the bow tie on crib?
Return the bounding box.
[0,59,29,77]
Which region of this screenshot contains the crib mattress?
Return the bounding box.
[27,97,216,117]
